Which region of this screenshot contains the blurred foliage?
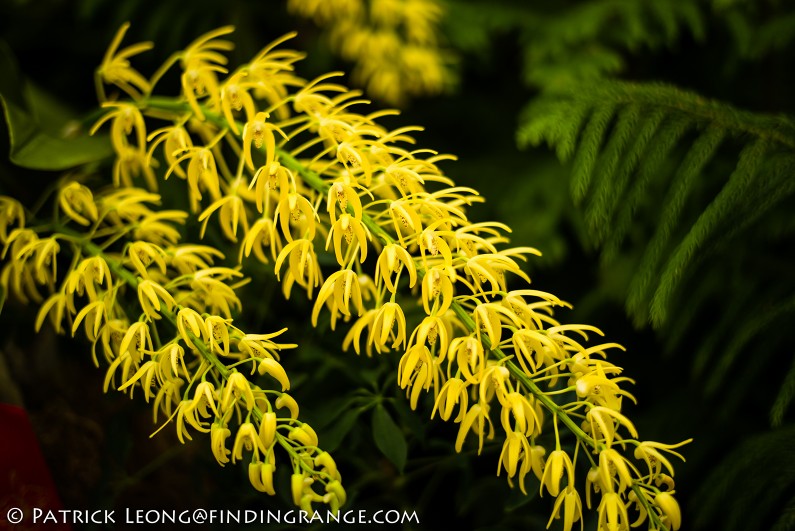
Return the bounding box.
[1,0,794,530]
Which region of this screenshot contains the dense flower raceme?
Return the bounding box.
[287,0,451,105]
[0,188,345,513]
[1,24,692,530]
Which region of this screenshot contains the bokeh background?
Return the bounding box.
[1,0,794,529]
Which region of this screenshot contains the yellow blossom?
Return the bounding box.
[95,22,153,100]
[243,112,286,170]
[59,182,99,226]
[374,243,417,293]
[35,293,68,334]
[432,377,468,422]
[497,430,531,480]
[655,492,681,531]
[275,239,322,299]
[546,486,583,531]
[276,191,318,243]
[241,217,282,263]
[166,146,222,212]
[366,302,404,353]
[500,392,541,438]
[312,269,364,325]
[179,26,234,119]
[454,403,495,454]
[421,266,454,315]
[586,406,639,449]
[342,309,378,356]
[598,448,635,494]
[72,300,107,341]
[137,279,176,320]
[326,213,369,265]
[249,461,276,495]
[597,492,630,531]
[232,421,267,463]
[288,424,318,447]
[191,381,220,419]
[0,196,25,243]
[146,125,193,178]
[275,393,299,419]
[259,411,277,449]
[220,71,257,134]
[117,360,159,401]
[452,335,485,384]
[541,449,575,498]
[211,423,232,466]
[634,440,691,479]
[176,307,206,348]
[220,371,257,412]
[205,315,231,356]
[409,315,449,358]
[90,102,147,154]
[315,451,340,481]
[198,193,248,242]
[258,358,291,391]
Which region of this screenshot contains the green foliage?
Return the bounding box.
[0,43,112,170]
[519,79,795,326]
[372,404,408,474]
[446,0,704,88]
[714,1,795,59]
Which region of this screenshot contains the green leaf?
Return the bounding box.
[321,408,363,453]
[372,404,407,474]
[0,42,112,171]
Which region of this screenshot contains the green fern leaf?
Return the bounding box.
[519,80,795,327]
[583,103,642,238]
[571,104,617,203]
[601,116,690,266]
[587,108,664,245]
[649,139,768,325]
[626,126,725,321]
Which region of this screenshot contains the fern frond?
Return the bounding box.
[649,139,768,325]
[600,116,690,264]
[519,80,795,327]
[626,126,725,322]
[570,104,617,203]
[586,108,664,245]
[449,0,704,88]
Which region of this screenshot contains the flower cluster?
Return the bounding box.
[0,23,690,530]
[1,183,343,511]
[288,0,451,105]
